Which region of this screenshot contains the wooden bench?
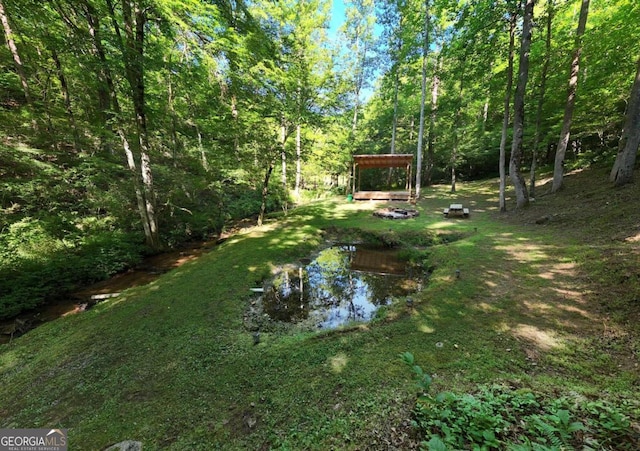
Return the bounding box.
[444,204,469,218]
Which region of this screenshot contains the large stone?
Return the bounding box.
[104,440,142,451]
[373,208,419,219]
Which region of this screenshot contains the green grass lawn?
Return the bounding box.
[1,169,639,449]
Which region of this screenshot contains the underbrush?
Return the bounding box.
[402,352,640,450]
[0,216,145,319]
[0,143,291,319]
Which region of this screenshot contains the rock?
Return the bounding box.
[0,323,17,335]
[243,414,257,429]
[373,208,419,220]
[104,440,142,451]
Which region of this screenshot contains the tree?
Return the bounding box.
[610,56,640,186]
[529,0,554,198]
[342,0,376,134]
[551,0,590,193]
[499,6,517,213]
[105,0,160,249]
[0,0,31,105]
[414,0,430,200]
[509,0,534,209]
[424,53,440,187]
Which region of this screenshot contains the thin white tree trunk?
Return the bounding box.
[390,67,400,155]
[295,123,302,196]
[281,116,287,190]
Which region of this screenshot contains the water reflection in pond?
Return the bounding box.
[256,246,421,330]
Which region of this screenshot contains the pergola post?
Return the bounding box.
[351,160,356,195]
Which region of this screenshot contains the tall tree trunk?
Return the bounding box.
[121,0,160,249]
[197,124,208,171]
[530,0,554,198]
[106,0,160,249]
[0,0,31,104]
[258,162,274,227]
[425,54,440,187]
[50,47,81,151]
[352,39,367,134]
[85,1,154,244]
[280,115,287,190]
[295,123,302,196]
[390,66,400,155]
[388,41,402,187]
[610,56,640,186]
[499,10,517,213]
[509,0,535,209]
[415,0,430,200]
[83,2,113,151]
[451,53,467,194]
[551,0,590,193]
[166,56,181,161]
[280,115,289,214]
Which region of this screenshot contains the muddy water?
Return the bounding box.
[249,245,421,331]
[0,239,219,344]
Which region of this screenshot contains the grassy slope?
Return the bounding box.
[1,167,638,449]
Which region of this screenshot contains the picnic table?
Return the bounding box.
[443,203,469,218]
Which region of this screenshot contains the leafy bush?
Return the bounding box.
[401,352,639,450]
[220,178,287,221]
[0,217,144,319]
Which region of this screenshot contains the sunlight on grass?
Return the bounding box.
[513,324,563,351]
[418,323,435,333]
[495,243,551,263]
[429,221,459,229]
[0,351,18,372]
[328,353,349,373]
[475,302,501,313]
[625,232,640,242]
[538,261,577,279]
[556,303,594,320]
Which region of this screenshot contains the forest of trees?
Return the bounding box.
[1,0,639,318]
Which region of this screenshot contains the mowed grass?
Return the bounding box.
[1,167,638,449]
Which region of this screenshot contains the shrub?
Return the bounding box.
[0,218,144,319]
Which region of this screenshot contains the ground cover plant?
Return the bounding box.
[402,351,637,450]
[1,167,639,449]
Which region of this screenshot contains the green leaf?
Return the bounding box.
[426,435,448,451]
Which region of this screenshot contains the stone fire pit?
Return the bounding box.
[373,207,419,219]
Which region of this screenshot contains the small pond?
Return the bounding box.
[246,245,423,331]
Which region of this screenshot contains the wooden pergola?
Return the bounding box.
[352,154,414,201]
